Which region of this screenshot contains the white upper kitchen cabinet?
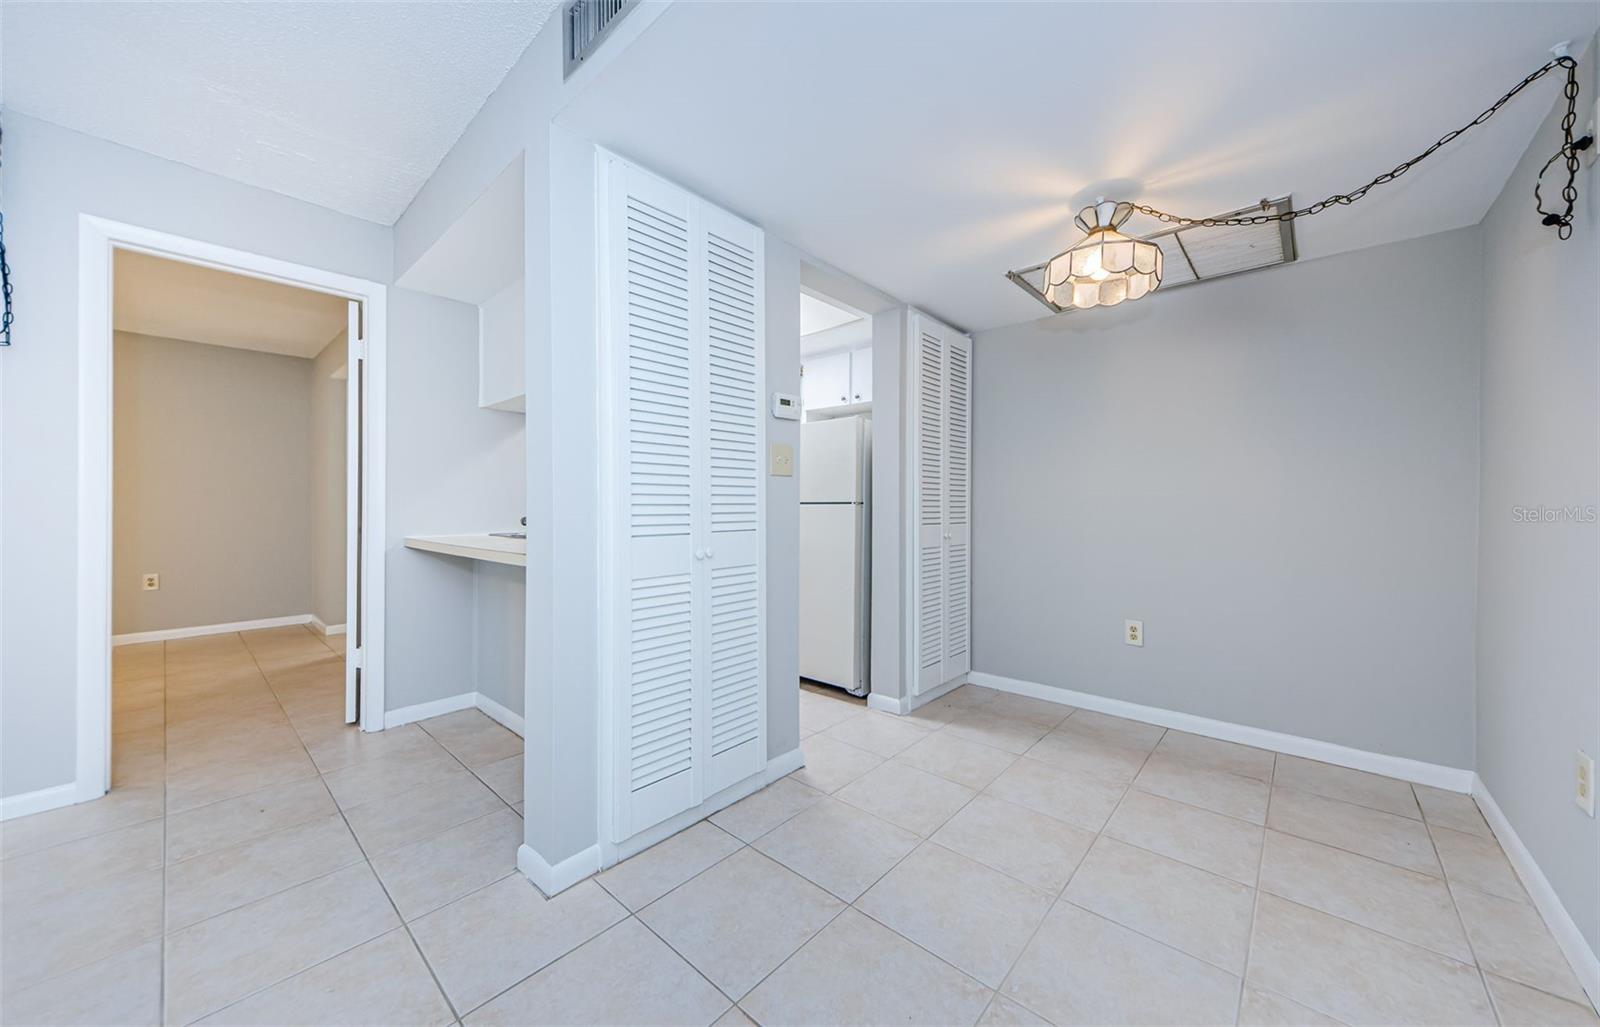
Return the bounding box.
[803,345,872,414]
[479,278,525,412]
[802,349,851,412]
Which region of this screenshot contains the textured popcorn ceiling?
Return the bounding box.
[0,1,559,224]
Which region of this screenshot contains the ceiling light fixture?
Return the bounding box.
[1010,47,1592,314]
[1043,200,1162,310]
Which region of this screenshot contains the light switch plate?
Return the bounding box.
[769,442,794,477]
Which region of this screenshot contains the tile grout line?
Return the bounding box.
[1420,781,1505,1027]
[174,628,453,1025]
[1232,751,1277,1025]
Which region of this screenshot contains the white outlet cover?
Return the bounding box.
[1124,619,1144,647]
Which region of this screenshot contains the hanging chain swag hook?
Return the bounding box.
[1119,57,1593,240]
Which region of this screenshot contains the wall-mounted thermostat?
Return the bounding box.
[771,392,801,420]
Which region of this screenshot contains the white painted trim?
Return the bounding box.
[476,693,525,738]
[1473,777,1600,1010]
[77,215,389,816]
[966,671,1475,793]
[867,692,908,715]
[112,614,316,646]
[0,782,81,822]
[598,747,805,870]
[307,616,347,637]
[518,842,602,898]
[383,692,477,730]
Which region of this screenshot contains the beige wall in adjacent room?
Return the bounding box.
[113,331,315,635]
[309,332,348,628]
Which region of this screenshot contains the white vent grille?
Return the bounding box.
[1008,196,1297,313]
[565,0,638,78]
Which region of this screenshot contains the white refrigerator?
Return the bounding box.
[799,415,871,695]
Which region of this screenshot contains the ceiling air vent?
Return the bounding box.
[1007,196,1298,314]
[564,0,639,78]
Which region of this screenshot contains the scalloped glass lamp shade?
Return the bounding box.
[1043,200,1164,310]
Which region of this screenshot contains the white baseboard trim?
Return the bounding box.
[764,746,805,780]
[867,692,907,715]
[112,613,315,646]
[384,692,477,729]
[966,671,1475,793]
[0,781,80,821]
[1472,777,1600,1010]
[869,675,968,716]
[386,692,526,736]
[475,694,525,738]
[519,842,601,898]
[307,616,347,637]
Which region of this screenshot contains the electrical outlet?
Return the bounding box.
[769,443,794,477]
[1578,751,1595,817]
[1124,619,1143,647]
[142,573,160,591]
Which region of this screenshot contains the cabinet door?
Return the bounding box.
[941,332,971,680]
[802,350,850,412]
[912,319,946,694]
[699,205,765,796]
[849,346,873,404]
[606,161,700,838]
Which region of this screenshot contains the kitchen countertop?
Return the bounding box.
[403,533,526,568]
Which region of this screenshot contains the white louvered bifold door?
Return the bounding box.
[603,154,766,841]
[608,162,700,838]
[698,204,765,796]
[941,332,972,680]
[914,319,946,694]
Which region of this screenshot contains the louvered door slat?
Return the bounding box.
[915,322,946,692]
[610,163,698,837]
[700,207,764,797]
[943,333,972,676]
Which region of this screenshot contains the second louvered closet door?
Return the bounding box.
[602,154,766,842]
[910,311,972,695]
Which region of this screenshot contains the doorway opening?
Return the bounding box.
[797,287,873,703]
[76,216,387,805]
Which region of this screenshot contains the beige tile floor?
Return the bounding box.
[4,654,1596,1026]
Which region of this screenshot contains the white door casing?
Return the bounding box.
[345,300,362,725]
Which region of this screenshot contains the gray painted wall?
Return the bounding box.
[764,238,803,759]
[309,333,347,628]
[383,287,525,713]
[473,563,526,719]
[0,113,388,800]
[971,227,1484,769]
[1476,38,1600,954]
[112,332,313,635]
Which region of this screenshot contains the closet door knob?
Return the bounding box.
[705,548,715,560]
[694,549,705,561]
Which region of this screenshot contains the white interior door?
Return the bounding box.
[698,204,765,797]
[941,332,972,680]
[610,163,699,838]
[344,300,362,725]
[913,319,946,694]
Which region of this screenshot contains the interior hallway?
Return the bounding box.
[6,645,1594,1025]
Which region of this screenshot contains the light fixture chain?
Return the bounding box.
[1121,57,1589,238]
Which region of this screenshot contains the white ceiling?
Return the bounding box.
[114,249,348,359]
[801,292,864,336]
[0,0,557,224]
[557,2,1600,332]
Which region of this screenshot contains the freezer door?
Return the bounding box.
[799,503,863,691]
[800,416,863,504]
